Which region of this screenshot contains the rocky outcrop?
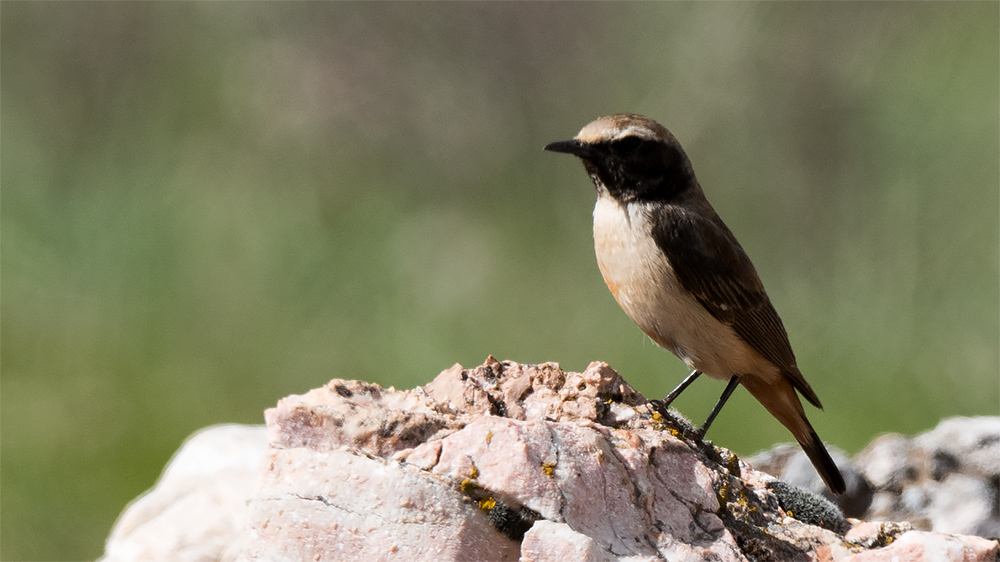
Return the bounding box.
[751,416,1000,539]
[100,358,999,562]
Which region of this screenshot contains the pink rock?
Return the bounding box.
[241,358,752,561]
[520,521,618,562]
[840,530,998,562]
[100,358,1000,562]
[241,447,521,562]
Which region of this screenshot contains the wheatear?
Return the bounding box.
[546,114,845,494]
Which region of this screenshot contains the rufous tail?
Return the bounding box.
[742,376,846,495]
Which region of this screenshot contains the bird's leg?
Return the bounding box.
[694,375,741,440]
[661,369,701,407]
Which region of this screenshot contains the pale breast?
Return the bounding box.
[591,195,777,381]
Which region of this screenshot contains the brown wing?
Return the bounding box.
[650,204,822,409]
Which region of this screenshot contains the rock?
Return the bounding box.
[520,521,618,562]
[242,359,751,562]
[99,424,268,562]
[750,416,1000,539]
[244,446,521,561]
[100,359,1000,562]
[838,530,999,562]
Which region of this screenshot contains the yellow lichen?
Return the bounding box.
[650,412,667,431]
[726,454,740,476]
[541,462,556,477]
[717,482,729,505]
[650,411,679,435]
[478,496,497,511]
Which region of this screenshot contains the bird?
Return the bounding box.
[544,113,846,495]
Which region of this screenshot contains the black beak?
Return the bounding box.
[544,139,596,159]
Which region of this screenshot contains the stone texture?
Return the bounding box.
[99,424,268,562]
[100,359,1000,562]
[838,530,999,562]
[520,521,618,562]
[241,358,753,562]
[750,415,1000,539]
[243,446,520,562]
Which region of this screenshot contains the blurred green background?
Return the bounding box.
[2,2,997,560]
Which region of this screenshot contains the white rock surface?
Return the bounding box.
[99,424,268,562]
[520,521,618,562]
[839,530,999,562]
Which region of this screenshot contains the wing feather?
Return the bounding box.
[650,205,822,409]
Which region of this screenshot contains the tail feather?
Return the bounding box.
[742,376,846,495]
[784,367,823,410]
[798,427,846,495]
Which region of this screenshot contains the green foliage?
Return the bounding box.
[2,3,997,559]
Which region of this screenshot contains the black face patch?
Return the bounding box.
[586,136,690,203]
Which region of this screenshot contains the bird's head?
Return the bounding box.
[545,114,695,203]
